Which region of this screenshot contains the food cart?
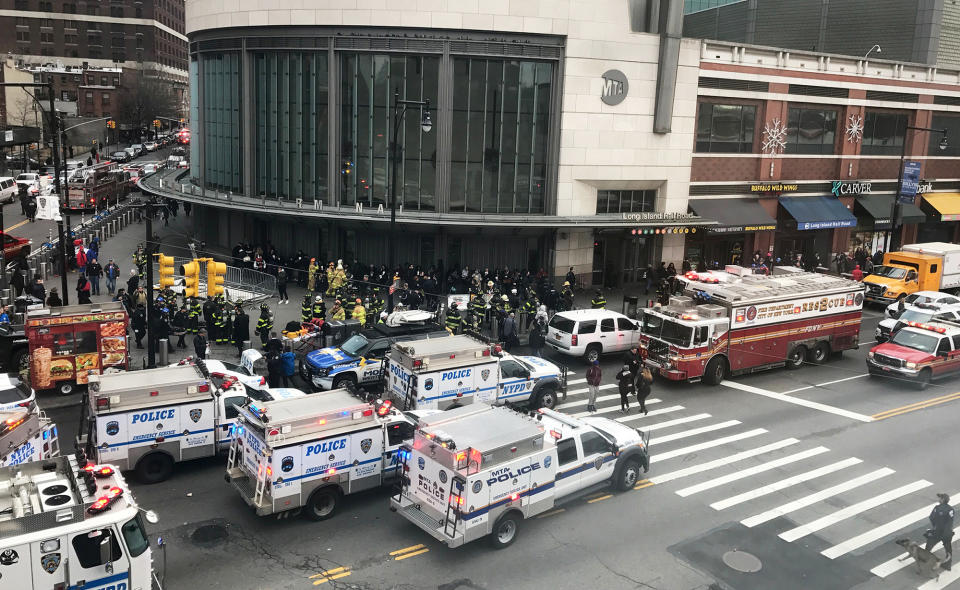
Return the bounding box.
[25,302,130,395]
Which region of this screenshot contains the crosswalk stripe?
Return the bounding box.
[919,568,960,590]
[642,414,712,432]
[742,468,895,528]
[648,420,740,446]
[617,405,686,422]
[572,398,662,418]
[568,378,586,386]
[555,385,618,409]
[871,534,960,578]
[710,457,863,511]
[650,439,800,485]
[823,488,960,560]
[778,479,932,542]
[652,428,767,462]
[676,446,830,498]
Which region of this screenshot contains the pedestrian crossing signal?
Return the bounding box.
[181,260,201,297]
[207,261,226,297]
[155,254,175,289]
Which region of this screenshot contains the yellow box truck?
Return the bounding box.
[862,242,960,304]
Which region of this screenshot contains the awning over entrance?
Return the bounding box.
[854,195,927,230]
[687,198,777,233]
[779,196,857,231]
[922,193,960,221]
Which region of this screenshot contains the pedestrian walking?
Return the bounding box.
[528,316,546,357]
[925,493,955,570]
[104,259,120,295]
[266,353,283,388]
[132,304,146,349]
[615,363,633,412]
[86,258,103,296]
[635,365,653,415]
[502,312,518,351]
[585,360,602,413]
[172,305,188,348]
[193,329,208,360]
[76,275,92,304]
[277,268,289,304]
[10,268,24,298]
[127,268,139,294]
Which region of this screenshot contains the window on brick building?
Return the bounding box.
[14,0,28,9]
[102,93,110,105]
[862,111,908,156]
[85,92,93,102]
[110,6,123,17]
[39,1,53,12]
[930,114,960,157]
[16,31,29,42]
[786,107,837,155]
[40,32,54,44]
[696,102,757,153]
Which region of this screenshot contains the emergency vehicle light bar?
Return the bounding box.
[83,463,116,478]
[87,486,124,514]
[905,321,947,334]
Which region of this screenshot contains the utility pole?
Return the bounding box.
[145,203,156,368]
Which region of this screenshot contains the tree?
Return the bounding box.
[117,71,178,134]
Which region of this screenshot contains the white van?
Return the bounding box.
[546,309,642,363]
[0,177,17,203]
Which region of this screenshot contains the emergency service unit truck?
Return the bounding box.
[226,389,418,520]
[389,404,649,548]
[640,267,864,385]
[0,454,158,590]
[0,410,58,467]
[76,363,248,484]
[387,335,567,411]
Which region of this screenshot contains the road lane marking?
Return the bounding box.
[650,439,800,485]
[642,413,711,431]
[311,566,351,585]
[536,508,565,518]
[782,374,870,395]
[4,219,29,233]
[823,489,960,559]
[779,480,932,542]
[634,479,654,490]
[652,428,767,461]
[742,467,895,528]
[587,494,613,504]
[872,534,960,578]
[573,398,662,418]
[710,457,863,511]
[721,380,874,422]
[648,420,740,445]
[873,391,960,420]
[556,389,619,410]
[919,564,960,590]
[389,544,425,556]
[677,446,831,497]
[391,544,430,561]
[617,405,686,422]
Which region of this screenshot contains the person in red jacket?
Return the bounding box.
[851,264,863,281]
[585,360,602,413]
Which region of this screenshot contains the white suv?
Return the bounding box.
[546,309,641,363]
[885,290,960,318]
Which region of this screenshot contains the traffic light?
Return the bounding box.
[153,119,161,128]
[207,261,226,297]
[181,260,201,297]
[106,119,116,129]
[155,254,175,289]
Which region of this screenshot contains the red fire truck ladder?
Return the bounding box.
[444,475,466,538]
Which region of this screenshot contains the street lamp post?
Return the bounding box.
[386,90,432,313]
[885,125,948,253]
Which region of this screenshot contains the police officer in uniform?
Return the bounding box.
[591,290,606,309]
[445,302,463,335]
[926,493,955,569]
[256,303,273,350]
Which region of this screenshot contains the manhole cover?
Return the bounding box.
[722,550,762,573]
[190,524,228,546]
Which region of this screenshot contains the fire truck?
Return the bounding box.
[639,266,864,384]
[0,454,158,590]
[0,409,58,467]
[65,162,128,212]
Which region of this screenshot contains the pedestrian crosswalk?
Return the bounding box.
[555,383,957,589]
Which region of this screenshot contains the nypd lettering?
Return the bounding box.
[131,409,175,424]
[501,382,529,396]
[305,438,346,457]
[486,462,541,486]
[7,441,36,466]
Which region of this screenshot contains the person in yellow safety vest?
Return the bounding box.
[591,290,606,309]
[325,262,336,296]
[307,258,319,293]
[331,260,347,294]
[330,299,345,321]
[352,298,366,326]
[445,303,463,334]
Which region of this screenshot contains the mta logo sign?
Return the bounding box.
[600,70,629,106]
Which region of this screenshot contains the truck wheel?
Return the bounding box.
[304,488,340,521]
[534,387,558,410]
[489,512,521,549]
[616,458,642,491]
[136,453,174,484]
[57,381,76,396]
[915,369,932,391]
[807,342,830,364]
[584,344,601,364]
[786,346,806,370]
[703,357,727,385]
[332,375,356,390]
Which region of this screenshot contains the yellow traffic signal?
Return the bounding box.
[181,260,201,297]
[207,261,226,297]
[153,119,161,128]
[155,254,175,289]
[106,119,116,129]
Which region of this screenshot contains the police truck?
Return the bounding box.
[0,409,58,467]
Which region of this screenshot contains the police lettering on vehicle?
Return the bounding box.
[486,462,541,485]
[305,438,346,457]
[502,382,528,395]
[390,363,411,384]
[442,369,471,381]
[7,442,35,465]
[131,409,175,424]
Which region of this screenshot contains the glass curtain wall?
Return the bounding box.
[253,51,329,202]
[189,55,199,178]
[449,58,552,214]
[201,52,242,192]
[339,53,439,211]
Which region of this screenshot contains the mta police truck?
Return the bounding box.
[387,335,567,411]
[390,404,649,548]
[0,410,58,467]
[76,363,248,484]
[226,389,418,520]
[0,454,158,590]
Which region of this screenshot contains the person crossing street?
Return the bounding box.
[585,360,602,413]
[926,493,955,570]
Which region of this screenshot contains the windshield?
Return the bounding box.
[899,310,934,324]
[641,312,693,347]
[890,329,940,353]
[548,316,576,333]
[340,334,370,357]
[870,265,906,279]
[0,384,25,403]
[244,384,272,402]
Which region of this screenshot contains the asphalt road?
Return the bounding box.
[39,299,960,590]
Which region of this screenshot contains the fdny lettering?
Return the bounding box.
[131,409,175,424]
[502,383,527,395]
[486,462,540,485]
[305,438,346,457]
[442,369,471,381]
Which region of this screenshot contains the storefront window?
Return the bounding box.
[786,107,837,154]
[201,52,243,192]
[862,111,907,155]
[339,54,438,211]
[596,190,656,214]
[254,51,328,202]
[695,102,756,153]
[930,114,960,157]
[450,58,553,214]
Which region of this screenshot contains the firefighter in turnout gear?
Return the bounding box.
[445,302,463,334]
[307,258,319,293]
[560,281,575,311]
[325,262,336,296]
[214,298,228,344]
[256,303,273,349]
[301,294,313,323]
[312,296,326,321]
[464,311,481,337]
[352,298,366,326]
[132,244,147,281]
[470,295,487,328]
[330,299,345,321]
[591,290,606,309]
[187,298,201,334]
[369,289,384,318]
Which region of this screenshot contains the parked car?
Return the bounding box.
[546,308,642,363]
[0,177,17,204]
[875,303,960,343]
[130,144,145,156]
[885,290,960,318]
[124,147,137,159]
[14,173,41,196]
[112,151,131,163]
[144,141,158,152]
